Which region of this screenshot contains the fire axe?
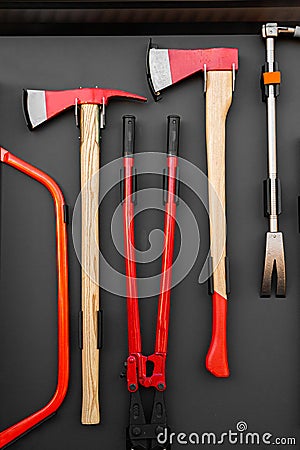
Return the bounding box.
[147,42,238,377]
[23,87,146,424]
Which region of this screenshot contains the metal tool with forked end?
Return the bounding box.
[260,23,300,297]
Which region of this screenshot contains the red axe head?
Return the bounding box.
[146,41,238,100]
[23,87,147,129]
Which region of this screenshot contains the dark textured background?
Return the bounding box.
[0,34,300,449]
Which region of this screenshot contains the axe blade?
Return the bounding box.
[147,45,238,98]
[23,89,48,129]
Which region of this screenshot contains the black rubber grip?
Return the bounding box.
[123,115,135,156]
[167,115,180,156]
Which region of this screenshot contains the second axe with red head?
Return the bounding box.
[23,87,146,424]
[147,43,238,377]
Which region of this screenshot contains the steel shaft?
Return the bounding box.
[266,36,278,232]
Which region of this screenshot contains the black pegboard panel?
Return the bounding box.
[0,34,300,450]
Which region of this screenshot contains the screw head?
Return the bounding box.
[156,426,164,435]
[132,427,141,436]
[157,382,165,390]
[129,383,137,391]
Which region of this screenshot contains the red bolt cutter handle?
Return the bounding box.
[123,153,141,357]
[0,148,69,449]
[155,154,178,356]
[122,116,179,392]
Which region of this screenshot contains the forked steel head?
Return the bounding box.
[23,87,147,129]
[146,40,238,100]
[261,232,286,297]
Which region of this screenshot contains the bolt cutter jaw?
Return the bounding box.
[127,391,170,450]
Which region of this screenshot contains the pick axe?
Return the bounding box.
[23,87,146,424]
[147,43,238,377]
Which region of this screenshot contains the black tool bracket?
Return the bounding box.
[208,256,230,296]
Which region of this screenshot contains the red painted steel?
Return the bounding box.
[123,156,141,357]
[44,88,147,121]
[168,48,238,85]
[206,291,229,377]
[155,156,178,355]
[123,154,178,392]
[0,148,69,449]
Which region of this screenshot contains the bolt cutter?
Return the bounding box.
[121,115,180,450]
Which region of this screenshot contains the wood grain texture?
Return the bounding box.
[206,71,232,299]
[80,103,100,425]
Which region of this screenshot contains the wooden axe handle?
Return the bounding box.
[80,104,100,424]
[205,71,232,377]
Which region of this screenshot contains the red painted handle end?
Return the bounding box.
[206,292,229,378]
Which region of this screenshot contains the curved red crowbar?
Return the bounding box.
[0,148,69,449]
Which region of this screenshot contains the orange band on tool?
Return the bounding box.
[263,71,281,85]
